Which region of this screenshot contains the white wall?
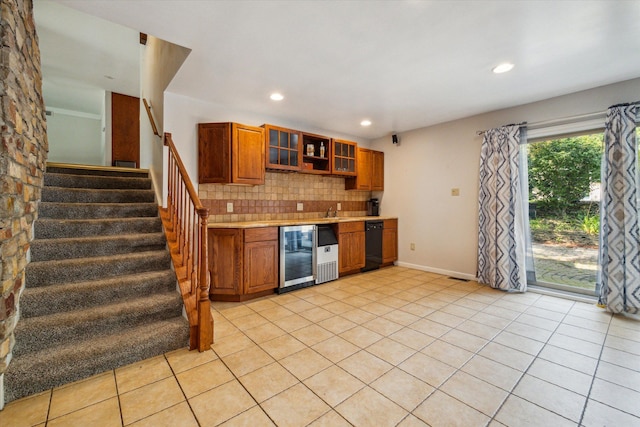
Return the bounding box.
[369,77,640,279]
[46,109,104,165]
[140,35,191,203]
[163,92,371,205]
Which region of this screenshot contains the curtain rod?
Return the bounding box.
[476,100,640,136]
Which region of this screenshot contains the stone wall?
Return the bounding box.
[0,0,47,401]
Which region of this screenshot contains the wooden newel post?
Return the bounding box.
[197,207,213,350]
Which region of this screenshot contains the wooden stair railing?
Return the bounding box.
[161,132,213,351]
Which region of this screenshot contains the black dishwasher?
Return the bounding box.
[363,220,384,272]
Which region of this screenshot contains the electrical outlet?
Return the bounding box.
[337,202,342,211]
[297,202,304,211]
[451,188,460,196]
[410,243,415,251]
[226,202,233,213]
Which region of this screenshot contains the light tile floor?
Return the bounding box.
[2,266,639,426]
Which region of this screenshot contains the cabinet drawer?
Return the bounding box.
[338,221,364,233]
[245,227,278,243]
[383,219,397,229]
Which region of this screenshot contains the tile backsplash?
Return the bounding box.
[199,172,371,222]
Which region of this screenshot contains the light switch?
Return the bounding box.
[226,202,233,213]
[337,203,342,211]
[297,202,304,211]
[451,188,460,196]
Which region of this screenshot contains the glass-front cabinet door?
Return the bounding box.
[331,139,357,176]
[263,124,302,171]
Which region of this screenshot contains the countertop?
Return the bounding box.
[207,216,397,229]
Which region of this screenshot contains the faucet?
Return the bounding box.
[325,206,333,218]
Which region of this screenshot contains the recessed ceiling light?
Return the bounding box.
[360,119,372,127]
[492,63,514,74]
[270,93,284,101]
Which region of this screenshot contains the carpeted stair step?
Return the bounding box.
[5,164,190,405]
[12,292,184,357]
[35,217,162,239]
[42,186,156,203]
[4,317,189,402]
[30,233,167,261]
[26,250,171,287]
[44,172,152,190]
[39,202,159,219]
[20,270,177,317]
[46,165,149,178]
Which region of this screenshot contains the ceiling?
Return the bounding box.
[47,0,640,139]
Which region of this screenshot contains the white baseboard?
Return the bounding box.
[396,262,477,282]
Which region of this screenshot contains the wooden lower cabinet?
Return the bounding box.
[208,229,242,296]
[208,227,278,301]
[335,221,365,275]
[382,219,398,264]
[243,229,279,294]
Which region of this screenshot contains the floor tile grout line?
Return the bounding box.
[215,273,471,426]
[228,272,609,425]
[44,388,53,427]
[425,290,568,422]
[215,300,369,426]
[577,312,614,427]
[431,289,529,424]
[161,352,203,427]
[287,272,633,424]
[488,298,583,426]
[396,283,527,425]
[43,371,120,424]
[113,368,125,427]
[221,338,353,426]
[106,355,204,426]
[211,343,280,426]
[376,284,523,423]
[216,288,633,426]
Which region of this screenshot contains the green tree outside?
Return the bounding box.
[528,134,603,215]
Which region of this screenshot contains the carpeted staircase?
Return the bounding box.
[4,164,189,403]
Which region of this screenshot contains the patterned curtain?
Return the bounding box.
[598,104,640,314]
[477,125,527,292]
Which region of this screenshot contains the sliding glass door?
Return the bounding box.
[525,132,603,295]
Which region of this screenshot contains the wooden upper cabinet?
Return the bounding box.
[263,124,302,172]
[358,149,373,189]
[331,139,357,176]
[233,123,265,184]
[345,147,384,191]
[371,150,384,191]
[198,122,265,185]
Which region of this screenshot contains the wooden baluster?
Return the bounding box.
[197,207,213,350]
